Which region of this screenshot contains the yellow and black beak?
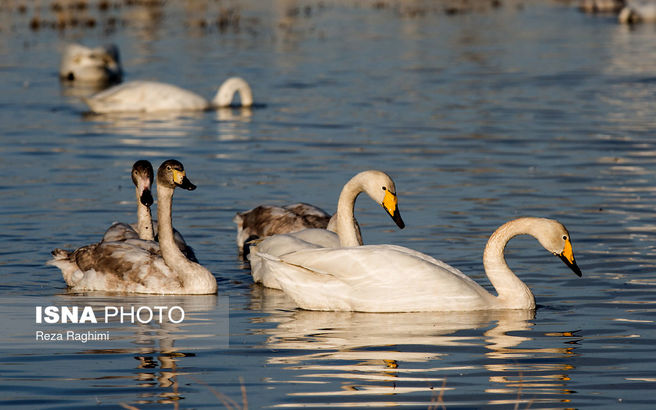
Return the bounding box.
[382,190,405,229]
[172,169,196,191]
[557,238,582,277]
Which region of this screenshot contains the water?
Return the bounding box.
[1,0,656,408]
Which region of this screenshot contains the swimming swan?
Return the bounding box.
[248,170,406,289]
[256,217,582,312]
[619,0,656,23]
[48,160,217,294]
[84,77,253,113]
[59,43,123,83]
[234,203,332,257]
[102,160,198,262]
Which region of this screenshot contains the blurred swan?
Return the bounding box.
[248,170,405,289]
[234,203,331,257]
[102,160,197,262]
[48,160,217,294]
[84,77,253,113]
[59,43,123,84]
[619,0,656,23]
[579,0,625,13]
[257,217,582,312]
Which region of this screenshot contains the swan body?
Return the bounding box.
[248,170,405,289]
[85,77,253,113]
[59,43,122,83]
[48,160,217,294]
[257,217,582,312]
[619,0,656,23]
[234,203,331,256]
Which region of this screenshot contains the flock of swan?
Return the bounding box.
[50,43,583,313]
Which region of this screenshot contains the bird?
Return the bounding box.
[84,77,253,113]
[48,159,217,294]
[255,217,582,312]
[59,43,123,84]
[248,170,405,289]
[233,202,332,258]
[619,0,656,23]
[102,160,197,262]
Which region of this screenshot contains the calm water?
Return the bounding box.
[1,0,656,408]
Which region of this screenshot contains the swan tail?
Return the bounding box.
[47,248,80,287]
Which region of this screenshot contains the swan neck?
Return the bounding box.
[156,186,193,271]
[483,219,535,309]
[212,78,253,107]
[136,188,154,241]
[334,175,363,247]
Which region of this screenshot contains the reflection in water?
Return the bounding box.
[250,287,579,407]
[54,294,221,406]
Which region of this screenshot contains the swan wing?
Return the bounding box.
[263,244,494,312]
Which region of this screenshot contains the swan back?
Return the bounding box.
[212,77,253,108]
[85,81,208,113]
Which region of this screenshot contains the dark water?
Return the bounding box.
[1,0,656,408]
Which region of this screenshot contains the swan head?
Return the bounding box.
[59,43,123,83]
[358,170,405,229]
[533,218,582,277]
[157,159,196,191]
[131,160,154,206]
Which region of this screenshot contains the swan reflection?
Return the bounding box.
[54,294,222,406]
[251,287,579,407]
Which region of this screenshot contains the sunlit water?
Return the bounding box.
[1,0,656,408]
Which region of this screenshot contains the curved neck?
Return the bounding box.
[136,189,154,241]
[212,78,253,107]
[482,218,536,309]
[331,174,365,247]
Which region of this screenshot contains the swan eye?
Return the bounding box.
[382,186,387,191]
[562,235,568,240]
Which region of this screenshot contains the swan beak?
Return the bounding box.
[139,188,153,207]
[173,169,197,191]
[557,239,582,277]
[382,190,405,229]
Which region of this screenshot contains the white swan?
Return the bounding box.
[59,43,123,83]
[256,217,582,312]
[48,160,217,294]
[102,160,198,262]
[84,77,253,113]
[248,170,405,289]
[233,203,332,257]
[619,0,656,23]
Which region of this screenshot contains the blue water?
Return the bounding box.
[1,1,656,408]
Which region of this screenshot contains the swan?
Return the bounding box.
[248,170,406,289]
[59,43,123,83]
[102,160,198,262]
[48,159,217,294]
[233,203,332,257]
[619,0,656,23]
[256,217,582,312]
[84,77,253,113]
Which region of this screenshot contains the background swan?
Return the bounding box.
[257,217,582,312]
[102,160,197,262]
[619,0,656,23]
[84,77,253,113]
[48,160,217,294]
[248,170,405,289]
[59,43,123,84]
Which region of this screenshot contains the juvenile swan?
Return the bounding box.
[59,43,123,83]
[248,170,406,289]
[102,160,197,261]
[257,217,582,312]
[85,77,253,113]
[234,203,331,257]
[48,160,217,294]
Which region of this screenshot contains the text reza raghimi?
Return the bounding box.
[35,305,185,324]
